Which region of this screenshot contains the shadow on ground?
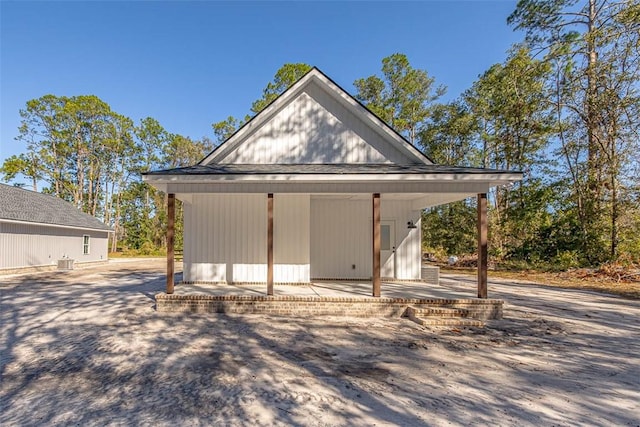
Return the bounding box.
[1,261,638,426]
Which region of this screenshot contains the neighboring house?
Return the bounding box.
[0,183,112,271]
[143,68,522,296]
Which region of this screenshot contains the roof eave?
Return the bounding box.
[143,172,522,184]
[0,218,113,233]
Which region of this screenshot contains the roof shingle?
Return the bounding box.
[0,184,112,231]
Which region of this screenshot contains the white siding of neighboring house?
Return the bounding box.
[0,221,109,270]
[183,193,310,283]
[218,81,412,165]
[310,197,421,280]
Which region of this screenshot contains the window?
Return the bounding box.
[381,225,391,251]
[83,235,90,255]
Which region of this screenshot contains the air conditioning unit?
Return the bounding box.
[57,259,75,270]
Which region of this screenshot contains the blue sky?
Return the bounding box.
[1,1,522,165]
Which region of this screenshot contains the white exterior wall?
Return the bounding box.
[381,200,422,280]
[0,221,108,270]
[183,194,310,283]
[274,194,310,282]
[310,197,421,280]
[219,82,411,165]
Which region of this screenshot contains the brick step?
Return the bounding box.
[408,316,485,327]
[405,306,485,327]
[407,306,471,318]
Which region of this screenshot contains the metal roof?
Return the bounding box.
[0,183,112,231]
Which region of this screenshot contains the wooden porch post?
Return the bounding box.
[477,193,488,299]
[267,193,274,296]
[372,193,381,297]
[167,193,175,294]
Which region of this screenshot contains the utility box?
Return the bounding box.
[421,266,439,285]
[57,259,75,270]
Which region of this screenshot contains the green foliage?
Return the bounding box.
[354,53,445,143]
[3,93,212,254]
[0,153,42,189]
[422,201,477,256]
[250,63,312,114]
[212,116,241,144]
[419,101,479,165]
[508,0,640,264]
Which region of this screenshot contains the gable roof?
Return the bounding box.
[0,184,112,232]
[200,67,433,166]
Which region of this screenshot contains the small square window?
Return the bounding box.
[381,225,391,251]
[83,235,90,255]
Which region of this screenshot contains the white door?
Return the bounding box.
[380,220,395,278]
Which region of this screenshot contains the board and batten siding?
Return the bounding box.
[309,197,421,280]
[218,82,411,165]
[0,221,108,270]
[183,194,310,283]
[274,194,310,282]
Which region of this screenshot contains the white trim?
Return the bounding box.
[83,234,91,255]
[144,172,522,183]
[0,218,112,233]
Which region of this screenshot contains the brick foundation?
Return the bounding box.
[155,294,503,320]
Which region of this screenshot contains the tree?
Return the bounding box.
[419,101,479,165]
[464,47,555,260]
[0,153,42,190]
[11,95,69,197]
[418,102,480,256]
[250,63,312,114]
[509,0,640,263]
[163,134,214,168]
[354,53,445,143]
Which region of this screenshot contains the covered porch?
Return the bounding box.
[160,189,493,299]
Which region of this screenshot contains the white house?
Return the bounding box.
[0,183,111,272]
[143,68,521,297]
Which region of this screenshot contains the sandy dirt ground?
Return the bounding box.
[1,259,638,426]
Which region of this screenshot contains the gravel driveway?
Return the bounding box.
[1,259,638,426]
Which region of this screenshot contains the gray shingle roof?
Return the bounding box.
[144,163,520,176]
[0,184,112,231]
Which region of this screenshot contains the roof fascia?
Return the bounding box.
[0,218,113,233]
[143,172,522,183]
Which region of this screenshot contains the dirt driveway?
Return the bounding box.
[1,259,638,426]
